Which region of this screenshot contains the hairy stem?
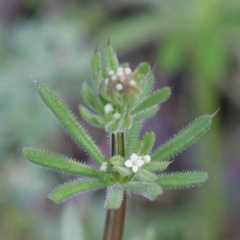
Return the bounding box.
[103,132,127,240]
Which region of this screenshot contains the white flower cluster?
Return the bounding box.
[104,103,121,120]
[105,67,136,91]
[125,153,151,173]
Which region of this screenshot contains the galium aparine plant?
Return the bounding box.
[23,43,213,239]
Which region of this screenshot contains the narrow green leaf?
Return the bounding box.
[131,140,143,155]
[105,184,124,209]
[136,169,158,182]
[124,182,162,200]
[81,82,95,110]
[37,83,106,164]
[133,105,159,122]
[111,155,125,166]
[81,82,103,115]
[105,118,123,133]
[104,43,119,70]
[157,171,209,189]
[122,114,132,130]
[23,148,100,178]
[49,179,110,203]
[144,70,155,97]
[137,62,151,76]
[91,48,102,80]
[144,161,170,172]
[132,87,171,115]
[136,63,154,100]
[79,105,105,128]
[126,121,142,158]
[140,131,155,155]
[152,115,213,161]
[113,166,131,176]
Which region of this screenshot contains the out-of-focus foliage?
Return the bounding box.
[95,1,240,239]
[0,18,92,158]
[61,204,85,240]
[1,0,240,239]
[0,14,97,240]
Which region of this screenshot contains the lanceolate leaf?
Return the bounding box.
[136,62,153,100]
[91,48,102,80]
[144,161,171,172]
[104,43,119,70]
[136,169,158,182]
[126,121,142,158]
[113,166,131,176]
[49,179,110,203]
[81,82,104,115]
[37,83,106,164]
[137,62,151,76]
[132,87,171,115]
[133,105,159,122]
[23,148,100,178]
[81,82,96,111]
[131,140,143,155]
[79,105,105,128]
[157,171,209,189]
[122,113,132,130]
[140,131,155,155]
[105,118,123,133]
[124,182,162,200]
[105,184,124,209]
[151,115,213,161]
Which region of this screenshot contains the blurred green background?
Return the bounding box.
[1,1,240,239]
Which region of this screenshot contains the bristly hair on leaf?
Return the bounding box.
[23,148,101,178]
[48,178,111,204]
[157,171,209,189]
[151,114,213,162]
[104,42,119,71]
[105,184,124,209]
[37,82,106,164]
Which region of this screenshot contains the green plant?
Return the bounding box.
[23,44,213,240]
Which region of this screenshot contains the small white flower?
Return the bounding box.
[111,75,117,81]
[113,112,121,120]
[108,70,114,75]
[129,80,136,86]
[125,67,132,75]
[125,153,144,173]
[100,162,108,171]
[104,103,113,114]
[142,155,151,163]
[116,83,123,91]
[116,67,124,77]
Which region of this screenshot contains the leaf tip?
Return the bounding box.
[47,194,59,204]
[169,85,175,92]
[210,108,220,118]
[18,147,24,153]
[30,75,39,85]
[151,62,157,71]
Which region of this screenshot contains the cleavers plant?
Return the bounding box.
[23,43,213,240]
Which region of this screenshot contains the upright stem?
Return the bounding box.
[103,132,127,240]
